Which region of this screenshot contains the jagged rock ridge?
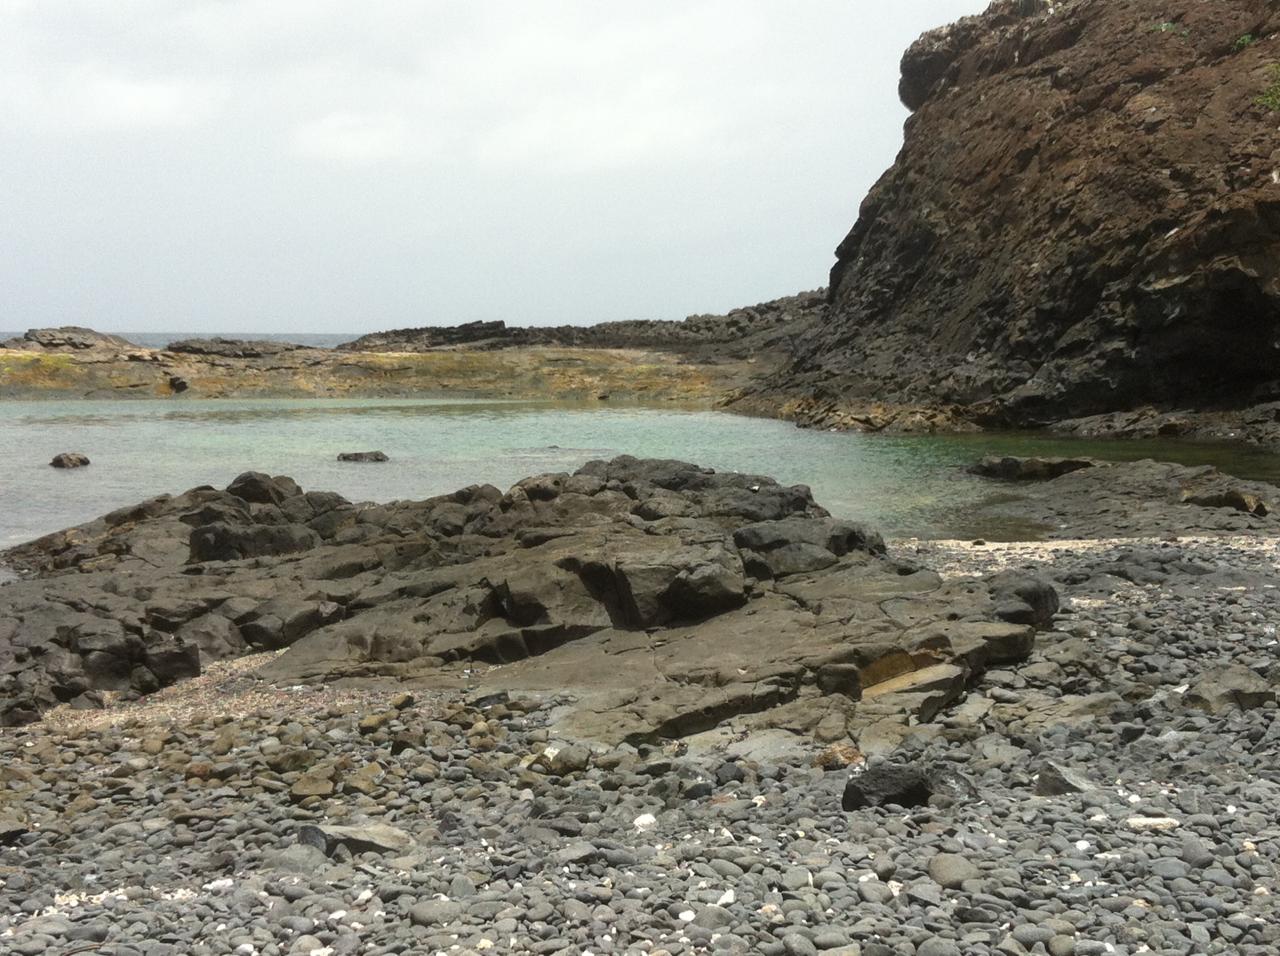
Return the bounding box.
[338,292,826,360]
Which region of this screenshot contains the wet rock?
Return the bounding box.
[225,471,302,505]
[971,457,1096,482]
[337,451,389,463]
[49,452,90,469]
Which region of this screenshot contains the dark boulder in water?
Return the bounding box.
[338,451,389,463]
[50,453,90,469]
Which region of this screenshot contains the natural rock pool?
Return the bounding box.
[3,398,1279,546]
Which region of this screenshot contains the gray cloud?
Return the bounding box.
[0,1,987,332]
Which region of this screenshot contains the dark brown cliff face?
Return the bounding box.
[761,0,1280,428]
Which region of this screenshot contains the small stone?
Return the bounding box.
[409,899,461,927]
[928,853,979,889]
[916,939,962,956]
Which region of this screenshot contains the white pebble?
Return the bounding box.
[1126,816,1180,831]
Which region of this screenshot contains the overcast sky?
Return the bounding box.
[1,1,986,333]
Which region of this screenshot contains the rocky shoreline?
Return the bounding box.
[5,319,1279,454]
[1,455,1278,955]
[0,332,756,406]
[0,296,823,407]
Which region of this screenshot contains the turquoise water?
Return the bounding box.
[2,398,1278,546]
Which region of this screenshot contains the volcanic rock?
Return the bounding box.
[743,0,1280,433]
[1185,664,1276,714]
[972,457,1096,482]
[49,453,90,469]
[841,762,975,811]
[1,327,136,351]
[0,456,1048,737]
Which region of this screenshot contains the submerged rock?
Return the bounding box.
[971,457,1096,482]
[337,450,389,462]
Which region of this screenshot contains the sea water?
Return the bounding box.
[2,397,1277,546]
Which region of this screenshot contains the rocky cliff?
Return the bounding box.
[744,0,1280,434]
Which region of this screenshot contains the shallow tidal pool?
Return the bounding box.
[2,397,1278,547]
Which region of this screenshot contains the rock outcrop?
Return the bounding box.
[164,338,304,358]
[338,291,826,360]
[967,456,1279,537]
[49,452,91,469]
[743,0,1280,434]
[0,458,1049,741]
[1,327,137,351]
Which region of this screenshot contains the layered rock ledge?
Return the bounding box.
[0,458,1055,744]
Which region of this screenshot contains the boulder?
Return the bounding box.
[1035,761,1098,797]
[337,451,389,463]
[1185,665,1276,714]
[2,326,136,351]
[842,761,975,811]
[225,471,302,506]
[988,571,1059,629]
[971,457,1096,482]
[189,522,321,563]
[296,822,413,856]
[733,517,885,579]
[50,453,90,469]
[1183,489,1270,517]
[142,640,201,685]
[238,598,342,650]
[176,615,247,662]
[165,337,302,358]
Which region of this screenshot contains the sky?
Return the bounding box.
[0,1,987,334]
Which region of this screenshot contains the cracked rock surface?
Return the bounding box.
[0,457,1049,743]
